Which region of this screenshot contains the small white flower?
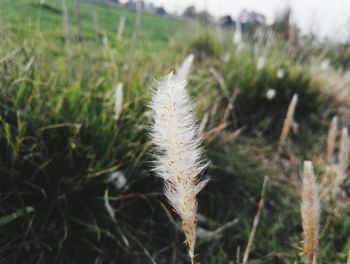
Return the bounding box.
[276,69,285,79]
[266,89,276,100]
[108,171,127,189]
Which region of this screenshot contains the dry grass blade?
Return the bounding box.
[279,94,298,151]
[220,126,246,144]
[198,112,209,135]
[236,246,241,264]
[201,122,229,141]
[209,66,229,98]
[242,176,269,264]
[301,161,320,264]
[339,127,349,173]
[104,189,116,222]
[196,218,238,240]
[222,90,238,123]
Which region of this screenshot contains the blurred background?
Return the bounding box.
[1,0,350,263]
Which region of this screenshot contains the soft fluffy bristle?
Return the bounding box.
[174,54,194,83]
[150,73,208,263]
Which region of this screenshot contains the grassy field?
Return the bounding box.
[1,0,350,263]
[0,0,184,52]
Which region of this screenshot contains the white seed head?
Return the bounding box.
[276,69,285,79]
[233,20,243,52]
[233,30,242,45]
[114,83,124,120]
[266,89,276,100]
[279,94,298,148]
[174,54,194,83]
[301,161,320,264]
[150,73,208,262]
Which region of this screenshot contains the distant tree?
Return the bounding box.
[239,9,266,37]
[155,7,166,16]
[219,15,235,28]
[183,6,196,18]
[272,7,291,40]
[288,23,299,48]
[197,10,212,24]
[240,9,266,25]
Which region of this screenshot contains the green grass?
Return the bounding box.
[1,0,350,263]
[0,0,184,52]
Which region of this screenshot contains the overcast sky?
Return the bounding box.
[139,0,350,41]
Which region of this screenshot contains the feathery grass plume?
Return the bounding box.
[150,73,208,264]
[301,161,320,264]
[326,116,338,164]
[117,16,125,41]
[174,54,194,83]
[339,127,349,173]
[114,83,123,120]
[278,94,298,151]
